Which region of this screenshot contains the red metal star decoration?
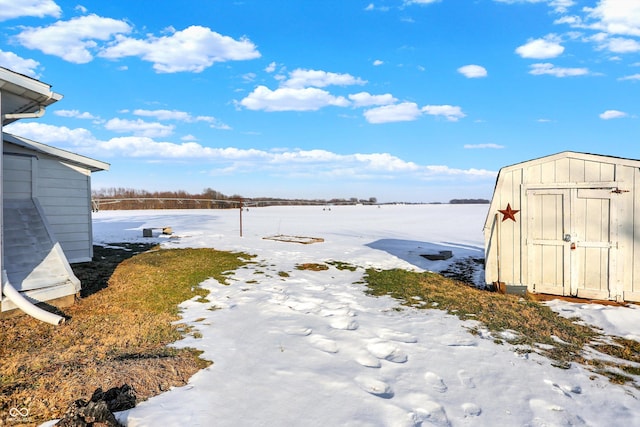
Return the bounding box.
[498,203,519,222]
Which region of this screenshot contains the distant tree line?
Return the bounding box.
[92,187,379,211]
[449,199,490,204]
[92,188,239,210]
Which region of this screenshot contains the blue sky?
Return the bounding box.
[1,0,638,203]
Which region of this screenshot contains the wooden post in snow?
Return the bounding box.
[239,197,243,237]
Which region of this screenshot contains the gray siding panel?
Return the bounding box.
[35,158,93,262]
[3,155,33,199]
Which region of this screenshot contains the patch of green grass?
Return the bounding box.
[116,248,253,316]
[327,261,358,271]
[622,365,640,376]
[278,271,290,278]
[593,337,640,364]
[363,268,639,386]
[296,263,329,271]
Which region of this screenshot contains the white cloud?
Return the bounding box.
[404,0,441,5]
[364,4,390,12]
[493,0,575,14]
[132,109,217,123]
[457,64,488,78]
[515,36,564,59]
[599,109,628,119]
[54,109,99,120]
[0,0,61,21]
[348,92,397,107]
[101,137,264,159]
[240,86,350,112]
[363,102,423,124]
[99,25,261,73]
[554,15,581,26]
[352,153,419,172]
[598,36,640,53]
[422,105,466,121]
[493,0,545,4]
[549,0,575,14]
[463,143,505,149]
[211,122,232,131]
[373,59,384,66]
[529,62,589,77]
[4,122,98,148]
[281,69,367,89]
[242,72,257,83]
[265,62,277,73]
[585,0,640,37]
[421,165,496,178]
[619,73,640,81]
[238,66,462,122]
[0,50,40,77]
[5,122,496,181]
[104,118,175,138]
[364,103,465,124]
[15,14,132,64]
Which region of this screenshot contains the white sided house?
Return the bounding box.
[484,151,640,303]
[0,67,109,322]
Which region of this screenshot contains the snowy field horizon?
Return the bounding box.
[44,204,640,426]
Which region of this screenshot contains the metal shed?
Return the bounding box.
[0,67,109,321]
[484,151,640,303]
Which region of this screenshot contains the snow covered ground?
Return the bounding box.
[57,205,640,426]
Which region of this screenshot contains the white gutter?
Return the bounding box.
[2,105,46,121]
[1,271,65,325]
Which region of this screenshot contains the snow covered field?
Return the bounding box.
[63,205,640,426]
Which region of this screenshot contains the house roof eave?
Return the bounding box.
[0,67,63,125]
[4,133,110,172]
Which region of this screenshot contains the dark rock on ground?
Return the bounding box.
[55,384,136,427]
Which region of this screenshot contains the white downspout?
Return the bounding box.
[1,272,65,325]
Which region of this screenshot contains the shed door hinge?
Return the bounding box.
[612,189,629,194]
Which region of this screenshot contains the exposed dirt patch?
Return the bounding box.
[296,263,330,271]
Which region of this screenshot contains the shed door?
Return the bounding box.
[572,189,615,300]
[527,189,570,296]
[527,188,615,300]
